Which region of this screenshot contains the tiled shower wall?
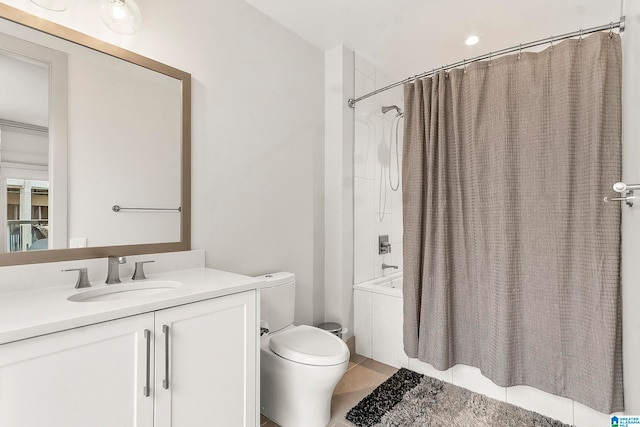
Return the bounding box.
[353,54,404,285]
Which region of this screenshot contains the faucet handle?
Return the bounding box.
[63,268,91,289]
[132,260,155,280]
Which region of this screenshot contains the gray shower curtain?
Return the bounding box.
[402,32,623,413]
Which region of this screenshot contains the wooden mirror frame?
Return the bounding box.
[0,3,191,266]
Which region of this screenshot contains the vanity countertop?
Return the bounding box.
[0,267,265,345]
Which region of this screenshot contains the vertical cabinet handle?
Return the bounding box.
[143,329,151,397]
[162,325,170,389]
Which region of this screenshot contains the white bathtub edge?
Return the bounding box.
[353,272,403,298]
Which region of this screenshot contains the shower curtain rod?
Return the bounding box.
[347,18,626,108]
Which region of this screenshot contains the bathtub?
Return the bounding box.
[353,272,403,297]
[353,272,611,426]
[353,272,407,369]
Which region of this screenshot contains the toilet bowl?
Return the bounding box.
[259,273,349,427]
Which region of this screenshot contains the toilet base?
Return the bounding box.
[261,340,348,427]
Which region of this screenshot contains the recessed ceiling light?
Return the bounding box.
[465,35,480,46]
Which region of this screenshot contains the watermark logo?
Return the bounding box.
[612,415,640,427]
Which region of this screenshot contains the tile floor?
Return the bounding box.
[260,353,398,427]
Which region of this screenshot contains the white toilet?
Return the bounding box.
[259,272,349,427]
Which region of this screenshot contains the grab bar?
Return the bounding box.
[112,205,182,212]
[604,194,634,207]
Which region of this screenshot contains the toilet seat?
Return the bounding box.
[269,325,348,366]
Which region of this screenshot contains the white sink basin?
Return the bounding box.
[68,281,181,302]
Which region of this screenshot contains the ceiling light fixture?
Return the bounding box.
[99,0,142,35]
[465,35,480,46]
[30,0,70,12]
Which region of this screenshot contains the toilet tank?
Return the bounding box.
[260,272,295,333]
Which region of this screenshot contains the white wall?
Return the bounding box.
[353,54,404,284]
[176,2,325,327]
[324,45,354,336]
[0,0,326,326]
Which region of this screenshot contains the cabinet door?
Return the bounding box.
[155,291,257,427]
[0,313,155,427]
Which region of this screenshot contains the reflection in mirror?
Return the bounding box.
[0,31,64,254]
[6,180,49,252]
[0,4,191,266]
[66,43,182,248]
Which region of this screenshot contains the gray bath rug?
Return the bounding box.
[346,368,571,427]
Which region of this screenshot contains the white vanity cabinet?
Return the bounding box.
[0,290,257,427]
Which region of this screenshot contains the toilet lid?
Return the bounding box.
[269,325,349,366]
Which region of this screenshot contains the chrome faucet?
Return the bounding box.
[106,256,127,284]
[382,263,398,270]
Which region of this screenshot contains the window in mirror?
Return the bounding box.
[6,179,49,252]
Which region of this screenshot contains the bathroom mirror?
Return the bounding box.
[0,4,191,266]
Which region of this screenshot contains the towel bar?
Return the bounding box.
[112,205,182,212]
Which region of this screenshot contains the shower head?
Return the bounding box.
[381,105,403,117]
